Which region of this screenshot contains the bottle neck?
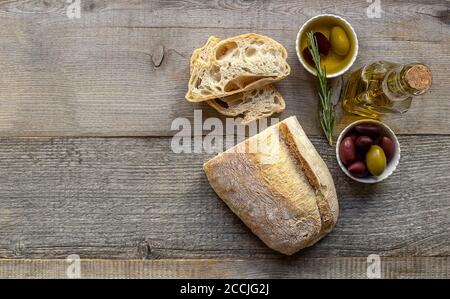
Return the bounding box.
[383,64,432,101]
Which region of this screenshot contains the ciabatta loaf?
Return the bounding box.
[186,33,290,102]
[189,36,286,124]
[203,116,339,255]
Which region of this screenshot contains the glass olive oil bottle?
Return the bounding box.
[342,61,432,118]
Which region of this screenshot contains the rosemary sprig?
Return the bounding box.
[306,31,335,146]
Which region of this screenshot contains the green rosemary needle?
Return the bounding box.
[306,31,335,146]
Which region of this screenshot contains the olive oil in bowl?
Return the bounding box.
[296,14,358,77]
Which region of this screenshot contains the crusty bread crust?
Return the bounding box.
[203,116,339,255]
[189,36,221,73]
[186,33,291,102]
[278,120,339,247]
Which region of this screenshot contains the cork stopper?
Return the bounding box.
[405,64,432,91]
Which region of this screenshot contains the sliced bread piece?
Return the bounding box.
[186,33,290,102]
[207,85,285,125]
[189,36,286,124]
[189,36,221,73]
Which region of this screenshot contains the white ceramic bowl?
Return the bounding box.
[336,119,401,183]
[296,14,359,78]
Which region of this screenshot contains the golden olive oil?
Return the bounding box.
[299,16,357,75]
[341,61,432,118]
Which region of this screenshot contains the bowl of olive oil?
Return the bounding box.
[296,14,358,78]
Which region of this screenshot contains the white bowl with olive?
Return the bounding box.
[296,14,359,78]
[336,119,400,183]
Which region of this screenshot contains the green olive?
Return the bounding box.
[330,26,350,56]
[366,145,387,176]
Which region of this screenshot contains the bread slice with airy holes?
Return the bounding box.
[207,85,285,125]
[186,33,290,102]
[189,36,221,74]
[189,36,286,124]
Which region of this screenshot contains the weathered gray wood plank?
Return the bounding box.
[1,0,447,36]
[0,136,448,259]
[0,0,448,137]
[0,257,448,279]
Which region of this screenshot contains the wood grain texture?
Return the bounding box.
[0,0,448,279]
[0,0,448,137]
[0,136,448,259]
[0,257,448,279]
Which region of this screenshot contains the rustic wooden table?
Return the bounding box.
[0,0,448,279]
